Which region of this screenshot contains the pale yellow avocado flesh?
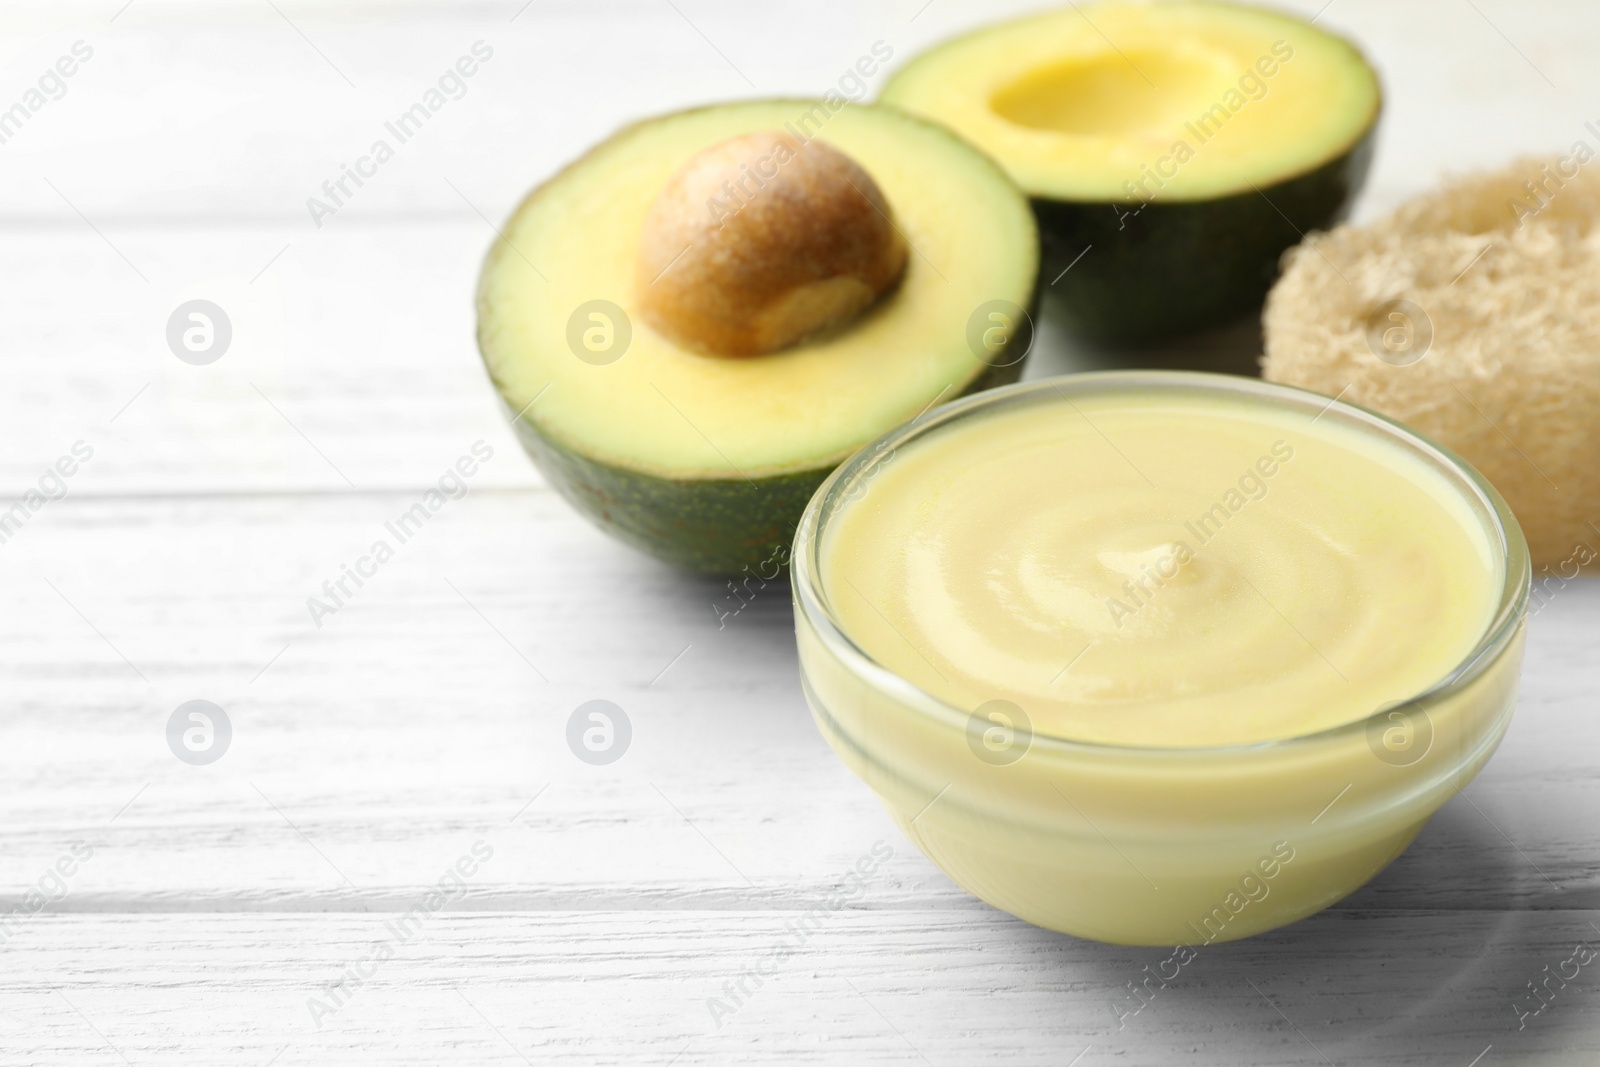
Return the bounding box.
[476,101,1038,478]
[881,1,1381,202]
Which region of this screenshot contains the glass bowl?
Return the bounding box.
[791,371,1529,946]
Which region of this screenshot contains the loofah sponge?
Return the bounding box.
[1262,154,1600,569]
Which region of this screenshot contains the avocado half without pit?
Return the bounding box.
[881,1,1381,342]
[476,101,1039,575]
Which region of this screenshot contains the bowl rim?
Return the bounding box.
[790,369,1532,759]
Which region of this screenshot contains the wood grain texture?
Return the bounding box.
[4,911,1600,1065]
[3,1,1598,1064]
[0,495,1596,913]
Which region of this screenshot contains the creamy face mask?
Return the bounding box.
[822,389,1499,747]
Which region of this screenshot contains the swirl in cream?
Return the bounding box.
[823,391,1498,747]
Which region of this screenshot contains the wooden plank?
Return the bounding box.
[0,0,1589,222]
[2,910,1598,1065]
[0,492,1594,911]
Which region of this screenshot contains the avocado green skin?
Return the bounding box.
[1037,128,1375,343]
[501,350,1031,577]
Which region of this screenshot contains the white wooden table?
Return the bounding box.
[2,1,1596,1063]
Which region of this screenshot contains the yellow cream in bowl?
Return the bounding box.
[823,389,1499,747]
[793,372,1529,945]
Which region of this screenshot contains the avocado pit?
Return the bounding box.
[635,131,908,358]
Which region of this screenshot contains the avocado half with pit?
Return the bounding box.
[476,100,1039,575]
[881,1,1380,342]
